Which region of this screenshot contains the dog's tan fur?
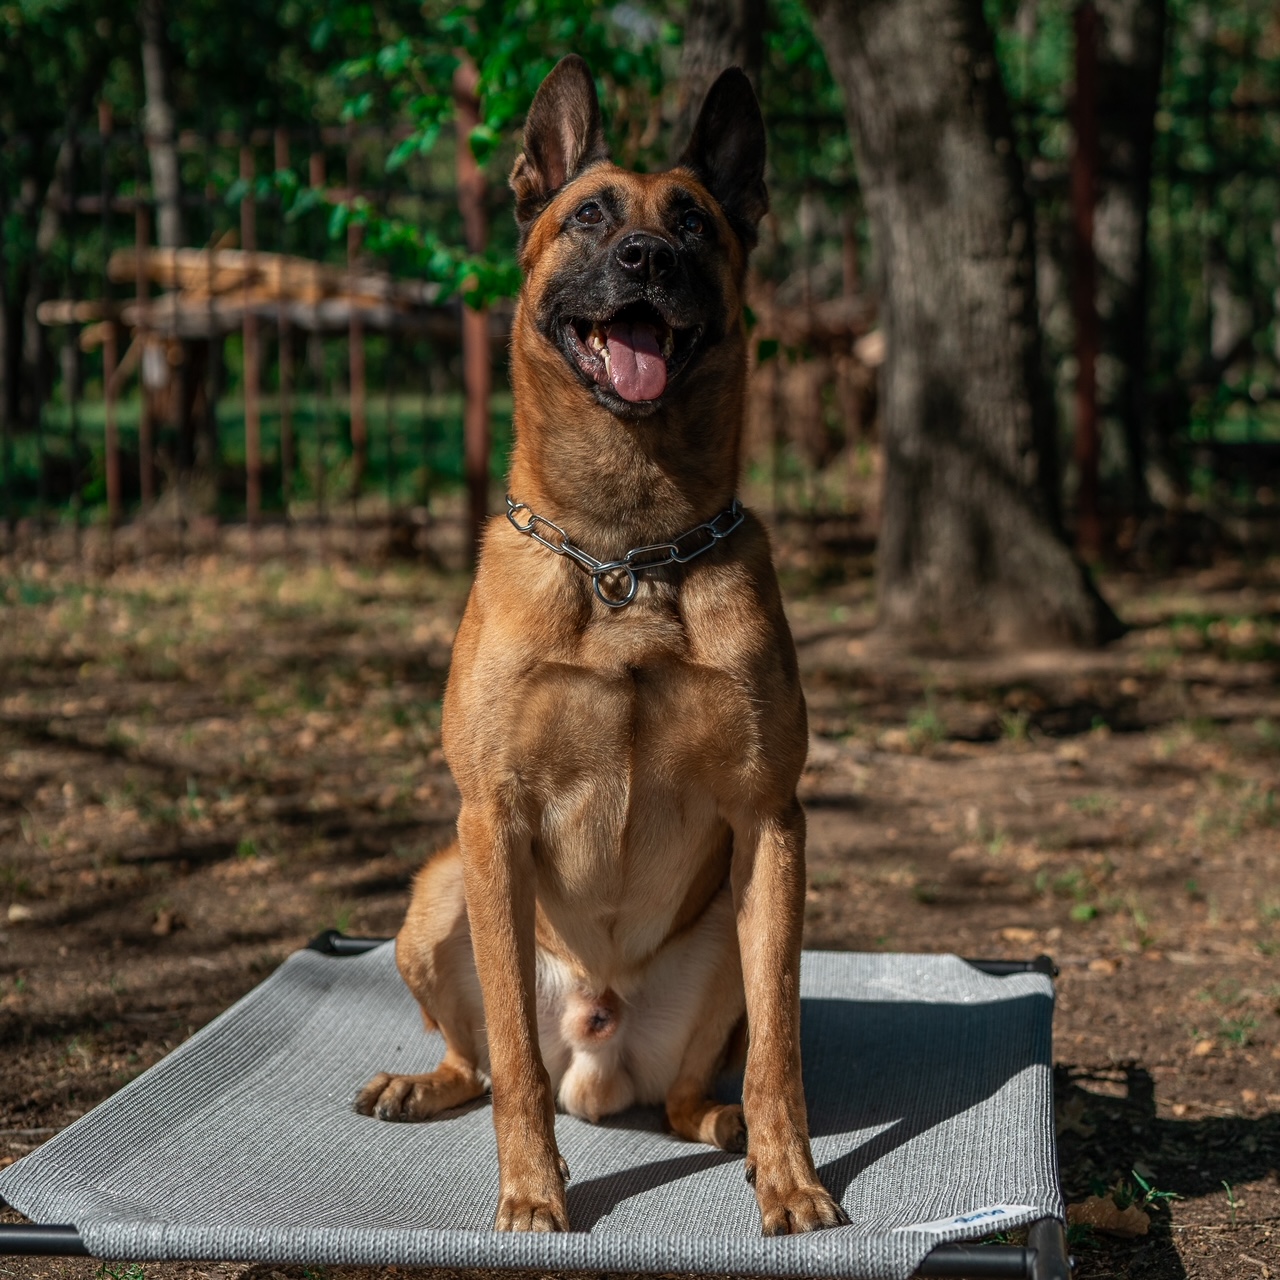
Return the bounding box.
[356,57,844,1238]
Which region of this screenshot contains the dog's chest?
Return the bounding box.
[515,635,753,964]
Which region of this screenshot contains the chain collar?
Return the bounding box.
[505,494,745,608]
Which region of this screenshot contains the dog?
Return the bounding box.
[356,54,846,1239]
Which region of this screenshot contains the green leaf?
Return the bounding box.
[310,16,333,51]
[326,203,350,240]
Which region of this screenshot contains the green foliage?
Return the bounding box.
[988,0,1280,453]
[96,1264,147,1280]
[310,0,670,306]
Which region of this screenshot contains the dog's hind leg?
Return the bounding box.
[355,843,489,1122]
[660,894,749,1153]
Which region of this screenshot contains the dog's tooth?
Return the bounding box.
[588,325,605,352]
[662,328,674,358]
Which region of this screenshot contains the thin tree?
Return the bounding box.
[809,0,1122,648]
[1094,0,1167,513]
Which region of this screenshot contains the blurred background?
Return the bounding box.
[3,0,1277,596]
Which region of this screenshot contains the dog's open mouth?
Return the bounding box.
[562,303,702,405]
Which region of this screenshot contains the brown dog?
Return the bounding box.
[356,55,846,1239]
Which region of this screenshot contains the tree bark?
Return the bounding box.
[673,0,766,153]
[809,0,1121,648]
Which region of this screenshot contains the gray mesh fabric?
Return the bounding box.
[0,945,1061,1279]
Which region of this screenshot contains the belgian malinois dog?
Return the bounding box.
[356,54,846,1239]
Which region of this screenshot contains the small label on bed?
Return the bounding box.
[897,1204,1039,1234]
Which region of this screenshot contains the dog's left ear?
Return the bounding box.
[510,55,609,234]
[679,67,768,243]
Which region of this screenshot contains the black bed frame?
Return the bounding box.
[0,934,1071,1280]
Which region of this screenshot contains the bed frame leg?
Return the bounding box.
[1028,1217,1071,1280]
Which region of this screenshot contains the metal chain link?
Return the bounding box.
[505,495,744,608]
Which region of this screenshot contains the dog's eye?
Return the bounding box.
[575,202,604,226]
[682,210,706,235]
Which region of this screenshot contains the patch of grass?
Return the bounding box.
[1195,777,1277,840]
[1125,897,1156,949]
[236,837,258,860]
[1218,1014,1258,1047]
[998,708,1031,742]
[1222,1179,1239,1227]
[1070,793,1113,817]
[1045,866,1107,923]
[97,1265,147,1280]
[1109,1169,1180,1213]
[907,698,946,751]
[1065,1222,1097,1249]
[0,861,33,897]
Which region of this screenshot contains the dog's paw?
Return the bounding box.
[354,1068,483,1122]
[745,1157,849,1235]
[705,1103,747,1153]
[493,1189,570,1233]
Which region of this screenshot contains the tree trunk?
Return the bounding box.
[1093,0,1166,515]
[673,0,766,153]
[139,0,184,250]
[809,0,1121,648]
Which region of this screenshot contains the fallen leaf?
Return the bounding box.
[1001,926,1037,944]
[1089,958,1119,974]
[1056,1094,1096,1138]
[152,908,186,937]
[1193,1038,1215,1057]
[1067,1195,1149,1237]
[5,904,33,924]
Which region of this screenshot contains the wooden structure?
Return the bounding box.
[36,243,498,540]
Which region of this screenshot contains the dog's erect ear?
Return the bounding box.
[510,55,609,233]
[678,67,768,242]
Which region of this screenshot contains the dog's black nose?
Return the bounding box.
[615,232,676,281]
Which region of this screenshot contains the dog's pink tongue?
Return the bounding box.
[606,321,667,402]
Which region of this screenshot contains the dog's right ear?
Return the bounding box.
[509,55,609,235]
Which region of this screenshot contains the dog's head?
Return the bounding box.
[509,55,767,420]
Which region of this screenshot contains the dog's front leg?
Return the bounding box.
[731,797,848,1235]
[458,802,568,1232]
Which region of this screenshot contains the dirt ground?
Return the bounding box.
[0,522,1277,1280]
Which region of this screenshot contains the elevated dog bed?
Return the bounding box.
[0,937,1068,1280]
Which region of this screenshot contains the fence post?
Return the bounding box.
[274,128,294,520]
[1072,0,1101,562]
[454,57,490,564]
[240,143,261,530]
[62,341,82,561]
[347,139,367,513]
[0,180,11,545]
[100,102,121,544]
[135,199,154,512]
[308,148,328,527]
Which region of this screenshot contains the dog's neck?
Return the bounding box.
[506,306,746,558]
